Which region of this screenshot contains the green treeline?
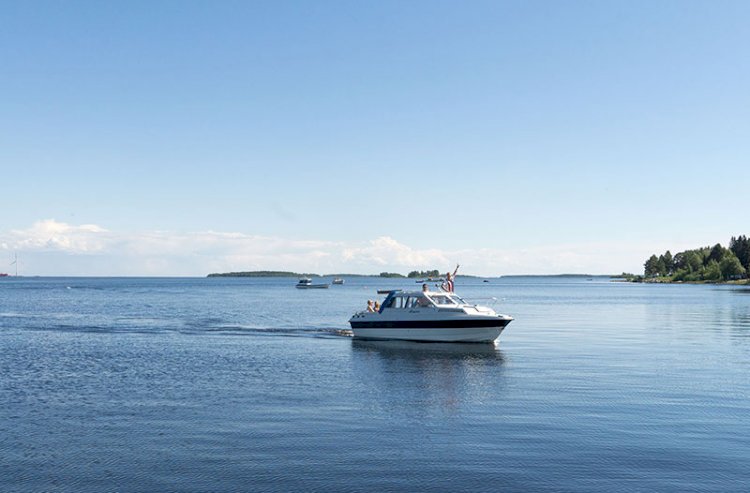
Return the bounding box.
[379,270,443,278]
[643,235,749,282]
[406,269,441,278]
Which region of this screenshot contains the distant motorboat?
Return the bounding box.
[483,279,489,283]
[332,278,345,285]
[296,278,329,289]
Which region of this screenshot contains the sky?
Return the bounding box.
[1,1,748,276]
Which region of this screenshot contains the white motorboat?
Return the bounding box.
[332,278,345,285]
[296,278,329,289]
[349,289,512,343]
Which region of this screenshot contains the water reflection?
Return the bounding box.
[350,340,506,416]
[352,339,504,360]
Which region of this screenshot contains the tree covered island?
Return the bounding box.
[631,235,749,283]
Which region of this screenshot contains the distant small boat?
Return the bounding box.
[483,279,489,283]
[296,278,329,289]
[0,273,8,277]
[332,278,344,285]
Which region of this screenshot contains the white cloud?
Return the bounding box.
[342,236,449,268]
[0,219,702,276]
[8,219,112,253]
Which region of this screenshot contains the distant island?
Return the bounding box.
[623,235,750,284]
[208,269,481,279]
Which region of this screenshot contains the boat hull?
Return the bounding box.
[349,318,511,343]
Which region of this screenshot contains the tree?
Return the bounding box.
[719,254,746,280]
[673,251,686,270]
[684,251,703,273]
[697,246,711,265]
[663,250,674,275]
[730,235,750,274]
[644,255,660,277]
[707,243,726,264]
[672,268,689,281]
[703,260,721,281]
[379,272,405,278]
[407,269,440,278]
[657,255,668,276]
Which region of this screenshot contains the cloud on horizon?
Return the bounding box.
[0,219,688,276]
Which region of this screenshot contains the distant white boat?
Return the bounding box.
[296,278,329,289]
[332,278,344,285]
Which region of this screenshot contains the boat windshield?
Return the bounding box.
[427,294,460,306]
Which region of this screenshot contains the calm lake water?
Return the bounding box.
[1,276,749,492]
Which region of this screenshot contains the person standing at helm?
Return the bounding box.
[444,264,460,292]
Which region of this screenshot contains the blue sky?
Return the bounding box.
[1,1,748,275]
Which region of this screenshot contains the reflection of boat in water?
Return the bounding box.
[352,339,504,359]
[332,278,344,285]
[295,278,329,289]
[350,339,505,411]
[349,289,513,343]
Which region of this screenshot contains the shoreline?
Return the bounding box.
[617,277,749,285]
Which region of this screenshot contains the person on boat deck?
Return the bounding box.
[373,301,380,312]
[366,300,375,312]
[443,264,460,292]
[422,283,428,292]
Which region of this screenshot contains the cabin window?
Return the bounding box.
[430,295,456,305]
[393,296,418,309]
[383,295,433,309]
[404,297,420,308]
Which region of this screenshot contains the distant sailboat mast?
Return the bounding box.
[11,252,17,277]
